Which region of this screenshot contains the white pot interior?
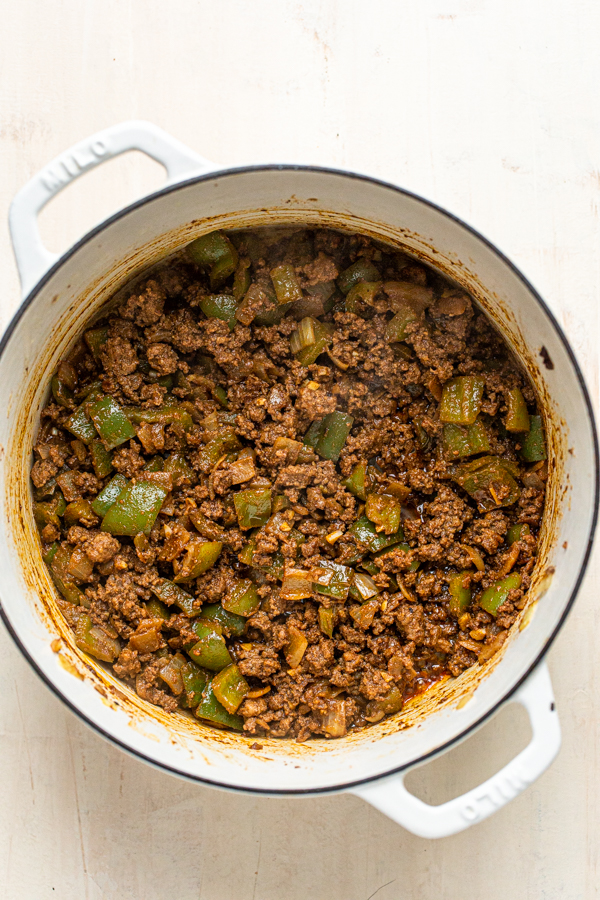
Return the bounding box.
[0,168,595,793]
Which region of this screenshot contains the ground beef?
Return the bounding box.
[32,225,547,741]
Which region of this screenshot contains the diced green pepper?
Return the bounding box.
[505,388,530,433]
[234,488,272,530]
[174,539,223,583]
[152,579,200,616]
[164,451,196,487]
[200,294,238,331]
[42,541,59,565]
[100,479,168,536]
[66,404,98,444]
[365,685,403,721]
[143,456,164,473]
[365,493,402,536]
[508,523,530,545]
[449,571,472,616]
[124,406,194,431]
[89,440,113,478]
[188,231,239,291]
[345,281,381,316]
[337,259,381,295]
[314,411,354,462]
[91,473,128,517]
[146,597,169,620]
[270,264,303,304]
[51,375,74,408]
[439,376,485,425]
[450,455,520,512]
[90,396,136,450]
[200,604,246,638]
[181,660,209,707]
[63,499,96,527]
[195,680,244,730]
[188,628,233,671]
[74,612,120,663]
[33,500,60,532]
[223,579,261,616]
[480,573,522,616]
[211,664,249,713]
[384,305,419,342]
[520,415,546,462]
[303,418,325,450]
[211,385,229,409]
[233,257,252,303]
[312,560,353,600]
[196,429,240,473]
[349,515,404,553]
[84,326,109,361]
[343,461,368,501]
[49,545,84,605]
[442,421,491,459]
[238,533,258,566]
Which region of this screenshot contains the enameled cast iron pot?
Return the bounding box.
[1,122,597,839]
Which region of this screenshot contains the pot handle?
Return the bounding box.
[8,120,215,298]
[351,662,560,839]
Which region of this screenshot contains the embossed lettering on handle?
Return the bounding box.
[41,139,110,193]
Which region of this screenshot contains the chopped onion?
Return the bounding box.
[285,625,308,668]
[322,699,347,737]
[353,572,379,600]
[228,455,256,485]
[290,317,316,354]
[280,568,313,600]
[463,544,485,571]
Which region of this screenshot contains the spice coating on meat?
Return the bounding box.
[32,226,547,740]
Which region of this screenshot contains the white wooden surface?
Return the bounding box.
[1,2,599,897]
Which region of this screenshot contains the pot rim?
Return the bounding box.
[1,162,598,795]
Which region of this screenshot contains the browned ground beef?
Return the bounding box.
[31,226,546,741]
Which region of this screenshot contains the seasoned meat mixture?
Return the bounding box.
[31,226,547,740]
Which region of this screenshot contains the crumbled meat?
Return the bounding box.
[32,225,546,742]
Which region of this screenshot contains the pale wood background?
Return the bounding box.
[0,1,598,897]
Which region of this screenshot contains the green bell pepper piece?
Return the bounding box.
[164,451,196,487]
[181,660,209,708]
[449,571,472,616]
[66,404,97,444]
[63,499,96,527]
[174,539,223,583]
[365,493,402,536]
[349,514,405,553]
[384,304,419,342]
[188,631,232,672]
[270,264,303,304]
[450,455,520,512]
[124,405,193,431]
[233,257,251,302]
[211,663,249,713]
[91,473,128,517]
[188,231,239,291]
[196,430,240,474]
[152,579,200,616]
[520,415,546,462]
[90,396,136,450]
[200,604,246,638]
[442,420,491,459]
[337,259,381,295]
[89,439,113,478]
[146,597,170,620]
[439,376,485,425]
[480,572,522,616]
[343,461,368,501]
[195,680,244,730]
[84,326,108,361]
[505,387,530,433]
[345,281,381,315]
[49,545,84,605]
[508,523,530,544]
[314,411,354,462]
[74,611,120,662]
[234,488,272,530]
[100,479,168,536]
[42,541,59,565]
[312,560,353,600]
[223,579,261,616]
[200,294,238,331]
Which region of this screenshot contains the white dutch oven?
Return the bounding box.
[1,122,597,839]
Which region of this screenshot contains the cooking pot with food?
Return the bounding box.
[1,122,596,838]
